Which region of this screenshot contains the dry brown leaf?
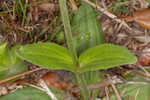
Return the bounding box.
[42,72,81,98]
[138,53,150,66]
[38,3,55,12]
[42,72,68,90]
[125,9,150,29]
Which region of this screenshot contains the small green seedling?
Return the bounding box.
[16,0,137,100]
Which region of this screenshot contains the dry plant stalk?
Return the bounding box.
[39,79,58,100]
[0,67,42,85]
[83,0,131,30]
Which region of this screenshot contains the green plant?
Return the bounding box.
[71,3,105,99]
[15,0,137,100]
[16,43,137,99]
[72,2,104,55]
[0,43,27,80]
[0,87,65,100]
[14,0,28,24]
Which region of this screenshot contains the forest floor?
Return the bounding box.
[0,0,150,100]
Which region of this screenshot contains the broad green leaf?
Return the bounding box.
[103,78,149,100]
[16,43,74,71]
[0,87,65,100]
[0,61,27,80]
[0,43,8,57]
[72,3,104,54]
[78,44,137,73]
[0,70,6,80]
[0,45,27,80]
[0,43,10,70]
[0,65,9,72]
[9,45,22,65]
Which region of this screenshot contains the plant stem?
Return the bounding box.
[59,0,90,99]
[59,0,78,67]
[75,73,90,100]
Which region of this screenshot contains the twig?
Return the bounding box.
[88,76,123,89]
[82,0,131,30]
[39,79,58,100]
[136,75,150,81]
[137,63,150,77]
[0,67,43,84]
[88,80,112,89]
[126,81,148,85]
[110,82,122,100]
[88,80,148,90]
[132,70,150,78]
[134,88,140,100]
[120,88,127,97]
[105,86,110,100]
[24,83,46,92]
[107,75,122,100]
